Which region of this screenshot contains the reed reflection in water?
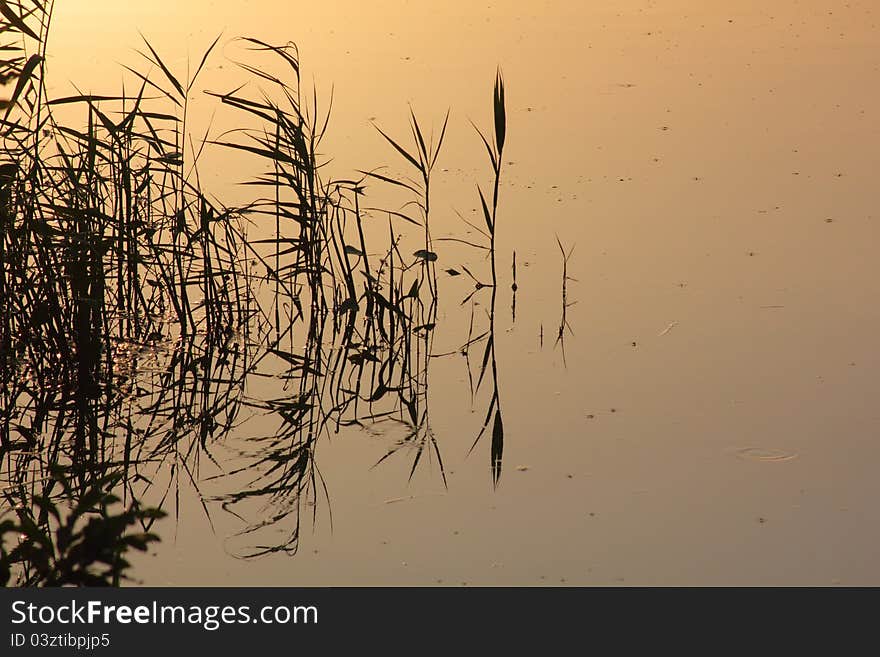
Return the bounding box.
[0,1,520,582]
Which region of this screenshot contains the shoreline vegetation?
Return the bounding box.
[0,1,512,584]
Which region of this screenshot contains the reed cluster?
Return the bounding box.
[1,1,512,572]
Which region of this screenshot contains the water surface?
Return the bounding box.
[7,0,880,585]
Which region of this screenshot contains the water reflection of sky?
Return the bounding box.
[9,0,880,585]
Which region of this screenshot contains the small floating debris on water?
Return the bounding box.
[515,465,530,472]
[381,492,445,505]
[734,447,798,463]
[384,495,416,504]
[658,321,678,336]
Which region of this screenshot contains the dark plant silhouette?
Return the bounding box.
[1,1,520,573]
[1,467,165,586]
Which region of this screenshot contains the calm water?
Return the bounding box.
[8,0,880,585]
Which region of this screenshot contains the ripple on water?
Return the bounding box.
[733,447,798,463]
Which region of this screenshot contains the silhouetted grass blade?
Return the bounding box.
[494,68,506,155]
[373,123,421,171]
[3,54,41,121]
[139,34,185,99]
[0,3,40,41]
[491,409,504,486]
[477,185,493,233]
[190,33,223,91]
